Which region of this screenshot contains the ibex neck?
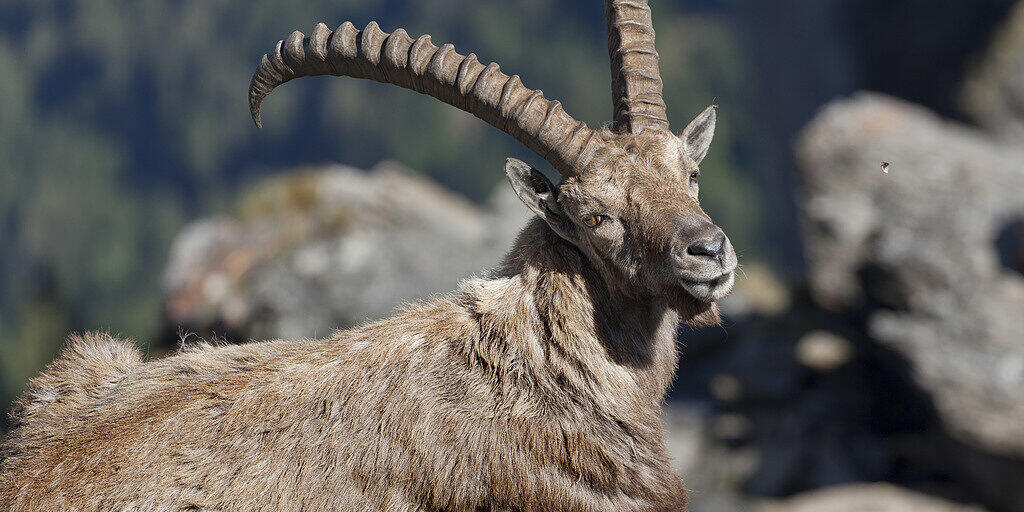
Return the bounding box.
[493,218,681,403]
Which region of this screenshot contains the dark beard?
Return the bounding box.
[667,286,722,327]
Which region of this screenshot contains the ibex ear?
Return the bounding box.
[679,105,716,164]
[505,158,574,240]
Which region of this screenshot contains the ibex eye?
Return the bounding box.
[583,215,603,228]
[689,171,700,184]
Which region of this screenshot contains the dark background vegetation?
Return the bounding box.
[0,0,1017,483]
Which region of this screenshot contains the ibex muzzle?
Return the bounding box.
[673,209,736,301]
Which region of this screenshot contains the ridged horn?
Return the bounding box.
[249,22,601,177]
[605,0,669,134]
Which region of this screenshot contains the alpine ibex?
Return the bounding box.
[0,2,738,510]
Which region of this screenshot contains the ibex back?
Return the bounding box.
[0,2,737,510]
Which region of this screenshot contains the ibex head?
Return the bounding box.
[505,105,732,324]
[249,0,736,323]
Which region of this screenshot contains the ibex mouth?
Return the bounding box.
[680,269,735,302]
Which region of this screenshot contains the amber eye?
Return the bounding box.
[583,215,603,228]
[689,170,700,184]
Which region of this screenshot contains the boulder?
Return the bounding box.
[758,483,986,512]
[795,92,1024,457]
[164,161,530,341]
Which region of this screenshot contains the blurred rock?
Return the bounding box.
[719,263,791,317]
[709,413,753,444]
[757,483,987,512]
[794,330,854,372]
[663,405,758,512]
[673,294,911,499]
[796,92,1024,458]
[164,161,530,341]
[708,373,744,403]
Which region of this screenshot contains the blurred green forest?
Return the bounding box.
[0,0,764,415]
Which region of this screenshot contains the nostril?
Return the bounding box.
[686,232,727,261]
[687,238,717,259]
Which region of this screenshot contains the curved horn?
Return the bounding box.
[605,0,669,134]
[249,22,600,176]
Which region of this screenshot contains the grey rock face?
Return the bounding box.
[164,161,530,341]
[796,92,1024,457]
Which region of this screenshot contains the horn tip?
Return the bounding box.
[250,95,264,128]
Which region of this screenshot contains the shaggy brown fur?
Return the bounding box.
[2,218,700,511]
